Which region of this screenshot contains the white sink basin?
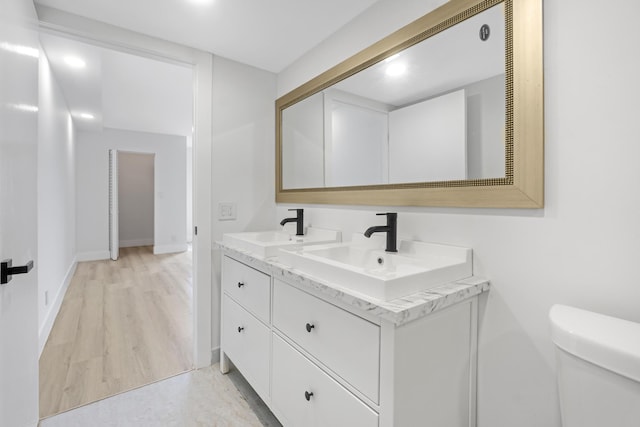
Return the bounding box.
[278,234,472,301]
[222,227,341,258]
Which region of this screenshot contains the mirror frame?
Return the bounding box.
[276,0,543,208]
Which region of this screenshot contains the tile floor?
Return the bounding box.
[39,364,282,427]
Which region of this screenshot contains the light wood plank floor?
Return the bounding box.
[39,246,193,419]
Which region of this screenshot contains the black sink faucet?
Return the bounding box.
[364,212,398,252]
[280,208,304,236]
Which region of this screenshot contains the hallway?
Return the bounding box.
[39,246,192,418]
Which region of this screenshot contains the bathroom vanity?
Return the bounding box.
[218,240,489,427]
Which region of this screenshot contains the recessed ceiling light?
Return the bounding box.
[64,56,86,69]
[79,113,95,120]
[386,62,407,77]
[8,103,39,112]
[0,42,39,58]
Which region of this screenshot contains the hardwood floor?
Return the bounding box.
[39,246,193,419]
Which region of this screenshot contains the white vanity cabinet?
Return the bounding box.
[219,251,482,427]
[220,256,271,401]
[272,334,379,427]
[272,279,380,403]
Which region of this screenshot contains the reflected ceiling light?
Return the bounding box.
[384,53,400,63]
[78,112,95,120]
[385,62,407,77]
[64,55,86,69]
[186,0,214,4]
[0,42,39,58]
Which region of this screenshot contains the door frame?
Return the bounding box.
[109,149,119,260]
[38,10,214,368]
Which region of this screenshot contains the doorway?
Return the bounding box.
[110,150,156,260]
[119,151,155,249]
[37,32,202,419]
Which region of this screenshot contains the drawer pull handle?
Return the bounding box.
[304,391,314,401]
[305,323,315,333]
[237,282,245,288]
[237,326,244,333]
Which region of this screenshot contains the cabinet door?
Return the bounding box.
[273,279,380,402]
[221,295,270,399]
[272,335,378,427]
[222,256,270,323]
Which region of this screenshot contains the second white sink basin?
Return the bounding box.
[278,234,472,301]
[222,227,341,258]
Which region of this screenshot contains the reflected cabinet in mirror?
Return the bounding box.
[276,0,543,208]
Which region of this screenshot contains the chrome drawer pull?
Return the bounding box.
[237,282,245,288]
[237,326,244,333]
[304,391,314,401]
[305,323,315,333]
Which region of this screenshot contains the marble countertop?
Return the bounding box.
[216,243,490,326]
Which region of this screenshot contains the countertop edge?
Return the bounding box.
[215,242,490,326]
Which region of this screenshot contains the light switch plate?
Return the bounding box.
[218,202,237,221]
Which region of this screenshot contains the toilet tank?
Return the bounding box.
[549,305,640,427]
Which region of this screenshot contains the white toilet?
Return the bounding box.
[549,304,640,427]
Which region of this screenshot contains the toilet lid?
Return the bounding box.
[549,304,640,383]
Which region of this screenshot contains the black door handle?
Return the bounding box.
[1,259,34,285]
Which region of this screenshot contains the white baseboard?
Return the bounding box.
[39,256,77,356]
[119,238,154,248]
[76,250,110,262]
[153,243,188,255]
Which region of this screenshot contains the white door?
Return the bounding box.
[0,0,40,425]
[109,149,119,260]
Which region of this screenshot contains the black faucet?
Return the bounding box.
[280,209,304,236]
[364,212,398,252]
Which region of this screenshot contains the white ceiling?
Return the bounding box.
[35,0,383,138]
[40,33,193,135]
[35,0,382,73]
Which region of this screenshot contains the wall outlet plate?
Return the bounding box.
[218,202,237,221]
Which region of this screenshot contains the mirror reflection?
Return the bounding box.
[281,3,506,190]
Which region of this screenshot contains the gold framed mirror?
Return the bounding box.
[276,0,543,208]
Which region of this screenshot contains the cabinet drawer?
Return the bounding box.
[272,334,378,427]
[273,279,380,403]
[222,256,270,323]
[221,295,270,399]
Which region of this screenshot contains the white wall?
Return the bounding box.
[276,1,640,426]
[328,100,388,186]
[37,52,77,354]
[76,128,187,259]
[118,151,154,247]
[389,89,466,182]
[211,56,277,355]
[466,74,505,179]
[281,92,324,189]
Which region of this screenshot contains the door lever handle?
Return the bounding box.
[1,259,34,285]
